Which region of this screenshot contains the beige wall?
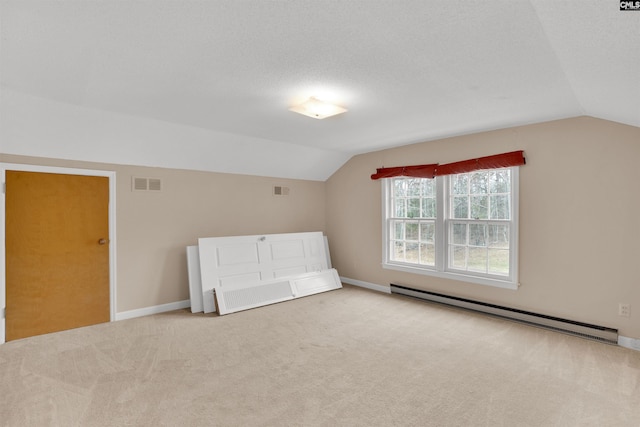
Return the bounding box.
[325,117,640,339]
[1,154,326,313]
[3,116,640,340]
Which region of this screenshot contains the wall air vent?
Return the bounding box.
[273,186,290,196]
[133,177,148,191]
[148,178,162,191]
[132,176,162,192]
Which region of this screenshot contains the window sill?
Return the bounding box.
[382,262,519,290]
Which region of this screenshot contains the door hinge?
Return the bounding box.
[1,307,5,319]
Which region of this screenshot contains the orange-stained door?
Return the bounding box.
[5,171,110,341]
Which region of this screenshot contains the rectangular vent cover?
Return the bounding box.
[148,178,162,191]
[273,186,290,196]
[132,176,162,192]
[390,284,619,345]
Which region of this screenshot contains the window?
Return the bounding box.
[383,167,518,289]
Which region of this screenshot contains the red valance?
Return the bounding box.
[434,150,525,176]
[370,164,438,180]
[370,150,525,180]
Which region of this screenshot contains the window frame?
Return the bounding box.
[382,167,519,290]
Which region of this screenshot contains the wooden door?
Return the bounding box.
[5,171,110,341]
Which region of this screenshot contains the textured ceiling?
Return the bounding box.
[1,1,639,180]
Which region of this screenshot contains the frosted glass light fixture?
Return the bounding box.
[289,97,347,119]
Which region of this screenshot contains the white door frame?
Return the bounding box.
[0,163,117,344]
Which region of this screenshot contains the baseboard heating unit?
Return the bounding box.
[390,284,619,345]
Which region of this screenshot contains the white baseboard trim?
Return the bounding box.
[618,336,640,352]
[340,277,390,294]
[115,299,191,321]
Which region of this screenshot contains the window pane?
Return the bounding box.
[470,195,488,219]
[451,174,468,194]
[395,199,406,217]
[408,198,420,218]
[392,241,405,261]
[469,224,487,246]
[452,223,467,244]
[488,224,509,248]
[407,179,422,196]
[405,242,419,263]
[394,179,407,197]
[468,247,487,272]
[423,179,436,197]
[451,246,467,269]
[393,221,404,239]
[420,243,435,266]
[422,197,436,218]
[488,249,509,275]
[453,196,468,218]
[470,172,488,194]
[420,222,435,243]
[490,195,510,220]
[406,222,419,241]
[489,170,510,193]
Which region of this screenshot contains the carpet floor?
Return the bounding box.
[0,284,639,426]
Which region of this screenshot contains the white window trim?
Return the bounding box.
[381,168,519,290]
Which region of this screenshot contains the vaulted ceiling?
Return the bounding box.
[1,1,639,180]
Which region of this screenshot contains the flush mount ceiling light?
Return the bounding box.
[289,97,347,119]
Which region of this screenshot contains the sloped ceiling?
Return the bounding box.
[1,1,639,180]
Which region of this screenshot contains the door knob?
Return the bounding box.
[98,238,107,245]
